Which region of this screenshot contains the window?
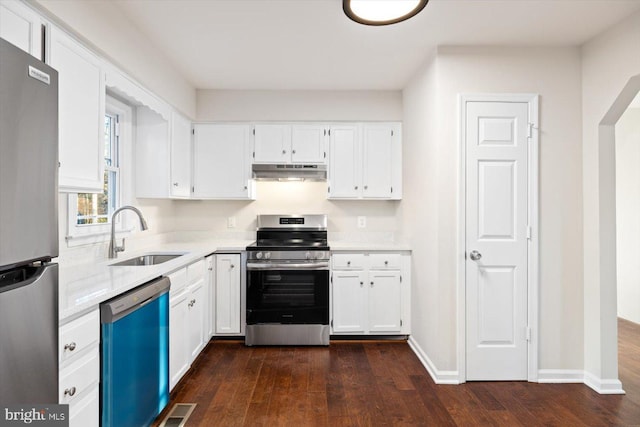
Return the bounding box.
[67,95,132,245]
[76,113,120,225]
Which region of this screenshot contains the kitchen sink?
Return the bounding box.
[109,253,185,267]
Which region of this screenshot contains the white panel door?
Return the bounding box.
[215,254,241,334]
[291,124,326,164]
[170,112,191,198]
[332,270,367,333]
[362,125,393,198]
[466,101,529,380]
[193,124,252,199]
[328,125,360,198]
[368,270,402,333]
[254,124,291,163]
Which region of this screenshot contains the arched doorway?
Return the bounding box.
[594,74,640,394]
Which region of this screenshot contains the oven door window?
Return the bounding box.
[247,269,329,325]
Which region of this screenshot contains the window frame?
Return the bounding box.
[66,95,133,246]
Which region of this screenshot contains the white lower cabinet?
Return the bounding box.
[58,308,100,427]
[168,258,207,391]
[187,276,206,361]
[169,287,189,390]
[214,254,242,335]
[331,252,410,335]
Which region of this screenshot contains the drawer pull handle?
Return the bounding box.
[384,261,388,265]
[64,342,77,352]
[64,387,76,397]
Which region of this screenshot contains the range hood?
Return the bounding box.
[252,164,327,181]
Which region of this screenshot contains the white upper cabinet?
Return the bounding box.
[328,122,402,200]
[48,25,105,193]
[328,125,360,198]
[135,106,170,198]
[254,124,327,164]
[193,124,254,199]
[169,111,192,198]
[135,107,192,199]
[362,124,394,199]
[253,124,290,163]
[290,124,327,164]
[0,0,42,59]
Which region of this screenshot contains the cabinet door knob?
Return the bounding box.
[364,185,368,190]
[347,261,351,266]
[384,260,388,265]
[64,387,76,397]
[370,281,374,287]
[354,186,358,190]
[230,264,235,269]
[282,150,286,154]
[292,150,296,154]
[360,281,363,287]
[64,342,76,352]
[173,182,179,186]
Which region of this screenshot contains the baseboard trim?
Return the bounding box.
[584,371,626,395]
[537,369,585,383]
[538,369,625,394]
[407,336,460,384]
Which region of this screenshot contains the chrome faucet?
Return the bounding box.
[108,206,149,258]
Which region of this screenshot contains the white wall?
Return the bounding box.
[399,51,442,369]
[174,90,403,239]
[32,0,196,118]
[581,9,640,384]
[197,90,402,122]
[403,46,584,373]
[615,107,640,323]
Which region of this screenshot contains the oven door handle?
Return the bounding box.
[246,262,330,271]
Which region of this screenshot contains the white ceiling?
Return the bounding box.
[113,0,640,91]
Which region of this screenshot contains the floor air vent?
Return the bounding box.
[159,403,197,427]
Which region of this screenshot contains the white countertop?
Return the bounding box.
[58,238,410,322]
[58,239,251,321]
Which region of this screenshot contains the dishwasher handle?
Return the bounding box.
[100,276,171,324]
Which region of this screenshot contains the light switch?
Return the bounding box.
[227,217,237,228]
[357,216,366,228]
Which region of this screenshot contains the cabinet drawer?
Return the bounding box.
[168,267,187,293]
[332,254,366,270]
[369,254,401,270]
[59,310,99,364]
[187,259,205,284]
[59,350,99,404]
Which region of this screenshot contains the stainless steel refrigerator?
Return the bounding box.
[0,37,59,405]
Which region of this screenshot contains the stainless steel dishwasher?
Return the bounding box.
[100,276,170,427]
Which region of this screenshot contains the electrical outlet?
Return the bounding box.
[357,216,366,228]
[227,217,237,228]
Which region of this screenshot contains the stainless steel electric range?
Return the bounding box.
[245,214,330,346]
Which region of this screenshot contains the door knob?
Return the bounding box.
[469,250,482,261]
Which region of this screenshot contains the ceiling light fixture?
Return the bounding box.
[343,0,428,26]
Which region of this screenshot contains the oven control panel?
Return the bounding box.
[247,250,328,262]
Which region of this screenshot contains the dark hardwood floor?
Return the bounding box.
[155,320,640,426]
